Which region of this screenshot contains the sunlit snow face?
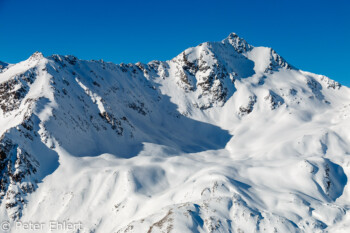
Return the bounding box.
[0,33,349,233]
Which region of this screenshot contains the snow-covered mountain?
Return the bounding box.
[0,33,349,233]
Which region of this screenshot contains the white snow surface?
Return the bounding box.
[0,33,349,233]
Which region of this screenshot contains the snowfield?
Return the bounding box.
[0,33,350,232]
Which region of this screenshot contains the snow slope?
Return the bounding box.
[0,33,350,232]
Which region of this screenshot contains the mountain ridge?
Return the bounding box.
[0,33,349,232]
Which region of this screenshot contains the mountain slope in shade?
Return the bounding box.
[0,33,350,232]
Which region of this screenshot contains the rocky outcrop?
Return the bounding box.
[264,49,292,73]
[0,137,38,219]
[239,95,257,116]
[264,90,284,110]
[223,32,253,53]
[0,69,35,114]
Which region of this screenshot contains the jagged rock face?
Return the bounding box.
[264,90,284,110]
[223,32,253,53]
[0,70,34,114]
[167,37,258,110]
[238,95,257,116]
[0,33,350,233]
[264,49,292,73]
[170,50,231,109]
[0,132,38,219]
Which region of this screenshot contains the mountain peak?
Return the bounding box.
[0,34,349,232]
[28,51,44,61]
[227,32,239,38]
[222,32,252,53]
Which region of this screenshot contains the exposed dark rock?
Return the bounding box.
[307,77,325,101]
[99,112,124,135]
[320,76,341,89]
[239,95,257,116]
[128,102,147,115]
[0,138,39,219]
[0,76,31,113]
[264,90,285,110]
[224,33,252,53]
[264,49,292,73]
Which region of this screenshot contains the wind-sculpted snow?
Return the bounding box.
[0,33,350,232]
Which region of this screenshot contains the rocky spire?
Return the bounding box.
[222,32,253,53]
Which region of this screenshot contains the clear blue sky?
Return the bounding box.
[1,0,349,85]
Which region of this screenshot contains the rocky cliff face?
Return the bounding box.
[0,34,349,233]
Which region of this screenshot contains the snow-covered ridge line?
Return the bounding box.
[0,33,349,233]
